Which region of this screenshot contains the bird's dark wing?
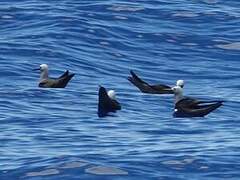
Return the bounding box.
[111,99,121,110]
[39,79,59,88]
[149,84,173,93]
[175,97,200,108]
[127,70,173,94]
[175,97,223,117]
[57,73,75,88]
[129,70,148,85]
[39,73,75,88]
[58,70,69,79]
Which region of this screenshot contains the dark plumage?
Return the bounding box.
[98,86,121,117]
[39,70,75,88]
[127,70,173,94]
[174,97,223,117]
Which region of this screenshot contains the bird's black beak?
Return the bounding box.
[33,68,40,71]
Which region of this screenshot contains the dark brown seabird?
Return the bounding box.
[35,64,75,88]
[98,86,121,117]
[172,80,223,117]
[127,70,173,94]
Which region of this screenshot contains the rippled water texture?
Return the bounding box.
[0,0,240,179]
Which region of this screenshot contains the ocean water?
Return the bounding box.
[0,0,240,179]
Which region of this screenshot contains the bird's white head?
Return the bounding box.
[38,64,49,80]
[176,80,184,88]
[40,64,48,72]
[172,80,184,104]
[108,90,116,100]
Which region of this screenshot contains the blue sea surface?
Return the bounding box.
[0,0,240,179]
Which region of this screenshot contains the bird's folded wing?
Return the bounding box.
[39,79,58,88]
[58,70,69,79]
[175,97,223,116]
[128,70,173,94]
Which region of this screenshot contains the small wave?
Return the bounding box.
[99,41,110,46]
[1,15,13,19]
[59,161,89,169]
[85,166,128,175]
[216,42,240,50]
[202,0,218,4]
[114,16,128,20]
[107,4,144,12]
[199,166,209,170]
[25,169,59,177]
[162,158,196,170]
[181,43,198,46]
[172,11,199,18]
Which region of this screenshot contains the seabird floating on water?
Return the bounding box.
[34,64,75,88]
[128,70,222,117]
[127,70,173,94]
[98,86,121,117]
[172,80,223,117]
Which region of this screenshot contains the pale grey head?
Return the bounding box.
[35,64,49,81]
[176,80,184,88]
[107,90,116,100]
[172,80,185,104]
[39,64,48,72]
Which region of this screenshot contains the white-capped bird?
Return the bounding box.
[98,86,121,117]
[172,80,223,117]
[34,64,75,88]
